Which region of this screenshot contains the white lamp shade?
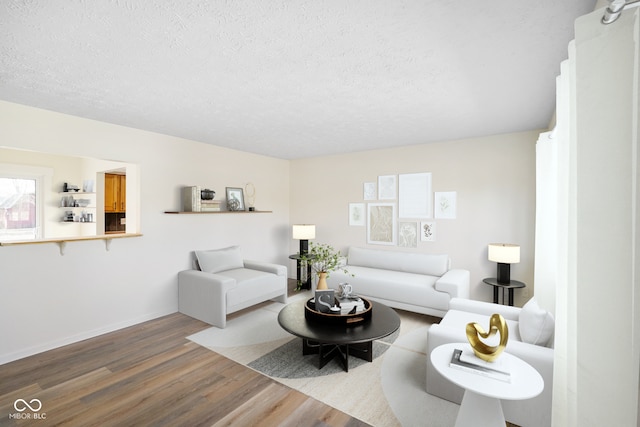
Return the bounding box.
[488,243,520,264]
[292,224,316,240]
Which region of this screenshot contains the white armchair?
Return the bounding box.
[178,246,287,328]
[426,297,555,427]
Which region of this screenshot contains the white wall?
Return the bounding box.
[0,100,540,363]
[0,101,290,364]
[289,131,539,303]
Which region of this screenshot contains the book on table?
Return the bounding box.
[337,296,365,315]
[449,348,511,383]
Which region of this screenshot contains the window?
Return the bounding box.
[0,165,47,241]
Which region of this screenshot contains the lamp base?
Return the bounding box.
[496,263,511,284]
[299,239,309,255]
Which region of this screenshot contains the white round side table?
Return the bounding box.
[430,343,544,427]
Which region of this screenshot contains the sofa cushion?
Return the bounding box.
[223,268,283,308]
[519,297,555,347]
[331,266,451,312]
[347,246,449,276]
[196,246,244,273]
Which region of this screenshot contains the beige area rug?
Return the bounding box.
[187,291,459,427]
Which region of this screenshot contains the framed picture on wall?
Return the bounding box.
[378,175,396,200]
[398,222,418,247]
[421,221,436,242]
[399,172,432,218]
[225,187,245,211]
[367,203,397,245]
[349,203,366,226]
[434,191,457,219]
[364,182,376,200]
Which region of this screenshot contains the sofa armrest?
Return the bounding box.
[435,269,470,299]
[449,297,521,321]
[243,260,287,276]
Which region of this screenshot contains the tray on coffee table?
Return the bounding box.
[304,297,372,326]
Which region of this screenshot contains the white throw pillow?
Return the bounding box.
[195,246,244,273]
[519,297,555,347]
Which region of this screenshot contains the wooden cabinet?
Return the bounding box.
[105,174,126,213]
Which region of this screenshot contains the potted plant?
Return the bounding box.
[299,242,351,291]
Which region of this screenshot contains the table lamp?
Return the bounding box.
[293,224,315,255]
[488,243,520,284]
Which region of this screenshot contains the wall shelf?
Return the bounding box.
[0,233,143,255]
[164,210,272,214]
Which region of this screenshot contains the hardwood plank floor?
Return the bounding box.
[0,310,370,427]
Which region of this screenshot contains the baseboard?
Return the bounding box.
[0,310,174,365]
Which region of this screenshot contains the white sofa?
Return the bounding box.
[178,246,287,328]
[326,246,470,317]
[426,297,555,427]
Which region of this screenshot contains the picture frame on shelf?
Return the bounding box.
[225,187,245,211]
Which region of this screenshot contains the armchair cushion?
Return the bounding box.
[519,297,555,347]
[195,246,244,273]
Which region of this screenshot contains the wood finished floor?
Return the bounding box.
[0,310,370,427]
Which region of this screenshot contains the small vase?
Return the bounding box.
[316,272,328,290]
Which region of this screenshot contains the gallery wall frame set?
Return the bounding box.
[353,172,457,245]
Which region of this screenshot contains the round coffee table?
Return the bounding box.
[277,298,400,372]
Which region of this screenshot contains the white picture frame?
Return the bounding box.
[434,191,457,219]
[367,203,397,245]
[399,172,432,218]
[421,221,436,242]
[349,203,366,226]
[378,175,396,200]
[398,222,418,248]
[363,182,376,200]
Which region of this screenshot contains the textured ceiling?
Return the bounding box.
[0,0,597,159]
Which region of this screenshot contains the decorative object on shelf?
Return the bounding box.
[225,187,245,211]
[63,182,80,192]
[200,188,215,200]
[315,289,335,313]
[82,180,94,193]
[292,224,315,255]
[200,189,221,212]
[339,282,353,298]
[61,195,75,207]
[245,182,256,211]
[300,242,352,291]
[182,186,201,212]
[466,313,509,362]
[488,243,520,284]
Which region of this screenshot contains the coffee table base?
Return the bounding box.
[303,339,373,372]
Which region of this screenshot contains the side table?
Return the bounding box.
[289,254,313,290]
[482,277,525,306]
[430,343,543,427]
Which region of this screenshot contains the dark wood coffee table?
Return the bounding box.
[277,298,400,372]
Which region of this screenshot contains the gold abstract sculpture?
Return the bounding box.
[465,313,509,362]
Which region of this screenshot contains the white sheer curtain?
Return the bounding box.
[544,7,640,426]
[535,47,577,426]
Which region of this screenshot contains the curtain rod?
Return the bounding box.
[602,0,640,24]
